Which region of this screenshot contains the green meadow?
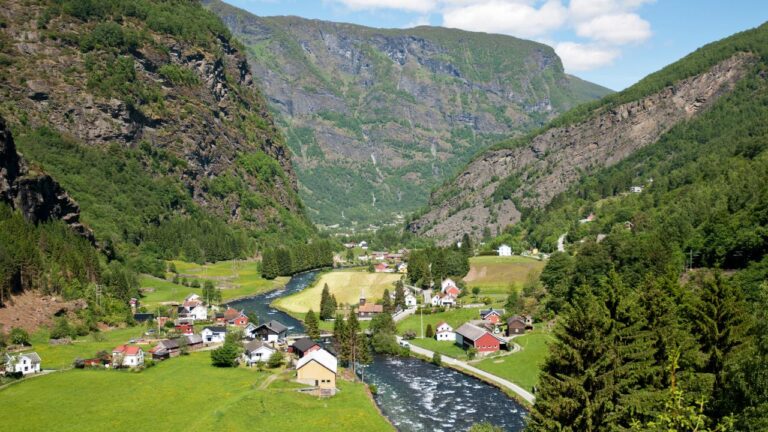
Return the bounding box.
[474,329,552,392]
[0,353,393,432]
[463,255,545,295]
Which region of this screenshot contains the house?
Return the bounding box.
[296,348,337,390]
[222,308,249,327]
[431,293,456,307]
[175,324,194,336]
[455,323,505,354]
[201,326,227,344]
[374,262,389,273]
[441,278,457,292]
[214,312,226,325]
[3,352,41,375]
[177,301,207,322]
[357,292,383,318]
[435,322,455,341]
[358,241,368,250]
[150,339,181,360]
[507,316,527,335]
[112,345,144,368]
[396,262,408,273]
[133,313,155,323]
[291,337,321,358]
[480,309,505,325]
[404,293,417,308]
[498,244,512,257]
[253,320,288,343]
[243,322,258,338]
[242,340,276,366]
[185,334,204,350]
[630,185,644,193]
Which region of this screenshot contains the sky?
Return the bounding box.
[222,0,767,90]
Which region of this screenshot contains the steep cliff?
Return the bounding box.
[203,0,612,227]
[0,116,93,243]
[413,50,757,244]
[0,0,314,259]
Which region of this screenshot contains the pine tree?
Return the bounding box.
[261,249,279,279]
[460,233,473,256]
[333,313,348,363]
[320,284,335,320]
[382,289,392,313]
[394,281,406,310]
[425,324,434,338]
[346,312,361,366]
[305,309,320,340]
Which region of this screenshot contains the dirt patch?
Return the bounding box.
[0,291,87,334]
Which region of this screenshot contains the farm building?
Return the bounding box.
[3,352,41,375]
[479,309,505,325]
[455,323,505,354]
[296,348,337,391]
[498,244,512,256]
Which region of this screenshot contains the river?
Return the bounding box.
[224,270,319,335]
[229,271,529,431]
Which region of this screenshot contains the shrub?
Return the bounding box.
[267,350,284,368]
[432,352,442,366]
[158,64,199,86]
[9,327,30,346]
[210,344,240,367]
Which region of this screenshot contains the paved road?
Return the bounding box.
[397,336,536,405]
[392,307,417,323]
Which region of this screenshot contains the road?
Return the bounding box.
[396,336,536,404]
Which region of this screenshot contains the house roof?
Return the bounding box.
[257,320,288,334]
[10,352,42,364]
[296,348,337,374]
[358,303,383,313]
[507,316,526,326]
[186,334,203,345]
[435,321,450,329]
[113,345,142,356]
[160,339,180,350]
[203,326,227,333]
[455,323,491,342]
[223,308,242,320]
[292,337,320,353]
[480,309,504,317]
[244,340,275,354]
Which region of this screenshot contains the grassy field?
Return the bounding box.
[274,270,401,313]
[463,255,546,294]
[22,327,149,370]
[474,329,553,392]
[140,260,289,308]
[0,353,393,432]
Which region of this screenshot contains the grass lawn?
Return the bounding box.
[0,353,393,432]
[396,307,482,336]
[463,255,546,294]
[22,327,152,370]
[473,329,553,392]
[273,270,401,313]
[140,260,289,308]
[407,337,469,359]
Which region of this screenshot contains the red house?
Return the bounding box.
[480,309,504,325]
[175,324,194,336]
[455,323,505,354]
[444,285,461,297]
[221,308,250,327]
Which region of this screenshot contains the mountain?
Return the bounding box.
[202,0,612,228]
[412,25,766,245]
[0,0,314,266]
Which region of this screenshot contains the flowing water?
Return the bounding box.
[224,270,319,334]
[362,356,528,432]
[228,270,528,430]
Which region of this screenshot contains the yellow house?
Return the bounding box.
[296,348,337,389]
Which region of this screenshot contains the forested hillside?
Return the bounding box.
[488,24,768,432]
[203,0,611,227]
[0,0,315,273]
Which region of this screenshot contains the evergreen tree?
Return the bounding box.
[320,284,335,320]
[261,249,279,279]
[346,312,361,365]
[394,281,406,310]
[333,313,348,363]
[305,309,320,340]
[461,233,473,256]
[425,324,434,338]
[381,289,392,313]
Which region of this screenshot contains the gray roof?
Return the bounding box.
[160,339,180,350]
[258,320,288,334]
[480,309,504,317]
[203,326,227,333]
[244,340,274,354]
[455,323,489,342]
[6,352,41,364]
[292,337,319,353]
[186,334,203,344]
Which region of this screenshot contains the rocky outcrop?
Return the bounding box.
[0,116,94,242]
[204,0,612,226]
[413,53,755,244]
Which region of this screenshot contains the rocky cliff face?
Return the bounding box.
[0,0,310,237]
[0,116,94,242]
[204,0,612,227]
[412,53,754,244]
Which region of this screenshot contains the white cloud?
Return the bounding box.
[443,0,567,38]
[332,0,438,13]
[555,41,620,71]
[404,15,432,27]
[575,12,651,44]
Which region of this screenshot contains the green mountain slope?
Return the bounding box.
[0,0,314,267]
[413,24,766,245]
[203,0,612,227]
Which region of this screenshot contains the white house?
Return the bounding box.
[4,352,41,375]
[630,186,644,193]
[404,293,418,308]
[359,241,368,250]
[441,278,457,292]
[201,326,227,344]
[112,345,144,368]
[434,322,455,341]
[242,340,276,366]
[178,302,208,322]
[431,293,456,307]
[498,244,512,257]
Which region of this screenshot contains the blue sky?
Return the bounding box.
[224,1,767,90]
